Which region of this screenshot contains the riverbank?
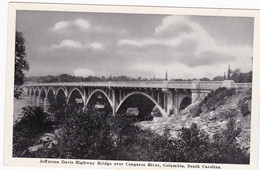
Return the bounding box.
[135,88,251,152]
[13,97,28,124]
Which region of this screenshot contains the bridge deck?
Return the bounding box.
[24,81,252,90]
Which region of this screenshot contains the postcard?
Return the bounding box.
[4,2,260,170]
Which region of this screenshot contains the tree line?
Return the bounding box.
[24,70,252,84]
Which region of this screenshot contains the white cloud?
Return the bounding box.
[53,21,69,31]
[51,39,82,49]
[51,40,105,51]
[90,42,102,50]
[73,68,95,77]
[119,39,156,47]
[51,18,90,32]
[155,16,189,34]
[118,37,184,48]
[74,18,90,30]
[118,15,253,73]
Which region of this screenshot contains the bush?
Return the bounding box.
[174,123,212,162]
[13,106,53,157]
[14,86,23,99]
[239,97,251,117]
[60,111,115,159]
[49,105,249,164]
[15,97,249,164]
[212,118,249,164]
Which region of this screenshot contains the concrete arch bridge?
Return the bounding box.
[24,80,251,118]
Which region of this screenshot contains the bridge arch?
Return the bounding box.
[67,88,84,105]
[179,96,192,111]
[47,87,55,98]
[26,87,31,96]
[85,89,113,108]
[30,88,35,96]
[55,87,67,99]
[116,91,167,117]
[39,87,47,98]
[34,87,40,97]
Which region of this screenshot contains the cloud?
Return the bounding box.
[51,18,90,32]
[73,68,95,77]
[73,19,90,30]
[90,42,102,50]
[51,39,82,49]
[50,39,105,51]
[118,37,184,48]
[155,16,193,38]
[118,15,253,72]
[53,21,69,31]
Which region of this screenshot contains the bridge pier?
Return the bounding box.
[36,96,40,107]
[26,94,32,105]
[43,98,50,112]
[162,89,174,116]
[166,90,174,116]
[111,89,117,115]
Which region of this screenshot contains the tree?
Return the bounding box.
[213,76,224,81]
[230,69,252,83]
[200,77,211,81]
[14,31,29,99]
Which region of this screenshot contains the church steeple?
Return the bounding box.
[165,70,168,81]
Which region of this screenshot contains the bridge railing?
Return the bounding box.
[110,81,164,88]
[198,81,224,90]
[234,83,252,88]
[167,81,193,89]
[24,81,252,90]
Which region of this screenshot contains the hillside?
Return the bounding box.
[135,87,251,152]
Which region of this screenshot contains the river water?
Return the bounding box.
[13,97,28,124]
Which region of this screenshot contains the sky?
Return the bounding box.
[16,10,254,79]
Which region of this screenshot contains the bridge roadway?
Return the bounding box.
[24,80,252,117]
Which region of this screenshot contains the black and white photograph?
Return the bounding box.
[4,3,260,170]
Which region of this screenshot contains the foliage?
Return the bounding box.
[14,86,23,99]
[13,106,53,157]
[239,96,251,117]
[55,105,249,164]
[231,69,252,83]
[60,111,114,159]
[14,31,29,99]
[13,96,249,164]
[213,76,224,81]
[197,87,236,115]
[200,77,211,81]
[212,118,249,163]
[173,123,212,162]
[48,97,72,123]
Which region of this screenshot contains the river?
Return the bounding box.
[13,97,28,124]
